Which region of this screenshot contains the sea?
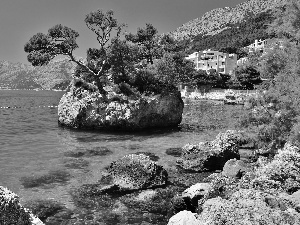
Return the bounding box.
[0,89,221,213]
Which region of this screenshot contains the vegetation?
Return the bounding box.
[125,23,159,64]
[239,0,300,151]
[233,65,262,89]
[24,10,196,96]
[190,10,276,56]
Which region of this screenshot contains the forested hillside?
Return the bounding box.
[171,0,286,40]
[189,10,276,54]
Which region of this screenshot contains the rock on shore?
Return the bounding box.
[0,186,44,225]
[58,82,184,130]
[101,154,168,192]
[169,143,300,225]
[176,130,242,172]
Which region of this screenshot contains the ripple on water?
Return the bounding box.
[0,91,246,224]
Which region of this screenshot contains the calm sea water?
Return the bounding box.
[0,90,220,210]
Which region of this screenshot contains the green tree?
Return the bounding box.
[235,65,261,89]
[125,23,158,64]
[24,10,123,91]
[84,9,123,49]
[258,45,289,80]
[268,0,300,42]
[107,38,139,84]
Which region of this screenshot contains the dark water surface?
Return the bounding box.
[0,90,225,212]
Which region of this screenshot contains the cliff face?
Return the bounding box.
[0,58,75,90]
[171,0,287,40]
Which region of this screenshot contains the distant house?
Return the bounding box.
[185,50,237,75]
[245,38,284,54]
[237,57,248,66]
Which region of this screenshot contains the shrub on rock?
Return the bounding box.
[176,130,242,172]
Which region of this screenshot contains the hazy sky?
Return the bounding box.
[0,0,246,64]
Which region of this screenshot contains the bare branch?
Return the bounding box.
[68,52,97,76]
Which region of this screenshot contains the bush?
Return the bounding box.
[234,65,262,89]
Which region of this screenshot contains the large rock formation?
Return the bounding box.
[102,154,168,192]
[0,186,44,225]
[176,130,242,172]
[58,82,184,130]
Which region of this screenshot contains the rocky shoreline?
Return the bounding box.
[4,129,299,224]
[2,87,299,224]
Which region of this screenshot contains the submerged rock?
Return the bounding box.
[101,154,168,192]
[0,186,44,225]
[177,130,241,172]
[58,84,183,130]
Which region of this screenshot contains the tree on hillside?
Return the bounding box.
[125,23,158,64]
[260,51,287,80]
[190,10,275,53]
[268,0,300,42]
[24,10,123,91]
[235,65,261,89]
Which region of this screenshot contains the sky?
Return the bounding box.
[0,0,246,64]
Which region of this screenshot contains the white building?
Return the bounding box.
[245,39,284,53]
[186,50,237,75]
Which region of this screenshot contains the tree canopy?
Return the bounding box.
[125,23,159,64]
[268,0,300,42]
[24,9,197,96]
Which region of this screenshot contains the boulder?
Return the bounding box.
[101,154,168,192]
[171,182,211,213]
[291,190,300,206]
[222,159,250,178]
[197,189,300,225]
[0,186,44,225]
[176,130,241,172]
[167,210,199,225]
[182,183,211,200]
[135,190,157,202]
[58,84,184,130]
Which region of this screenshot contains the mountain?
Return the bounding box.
[0,58,76,90]
[189,9,276,54]
[171,0,287,40]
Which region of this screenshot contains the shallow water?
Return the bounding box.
[0,90,226,212]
